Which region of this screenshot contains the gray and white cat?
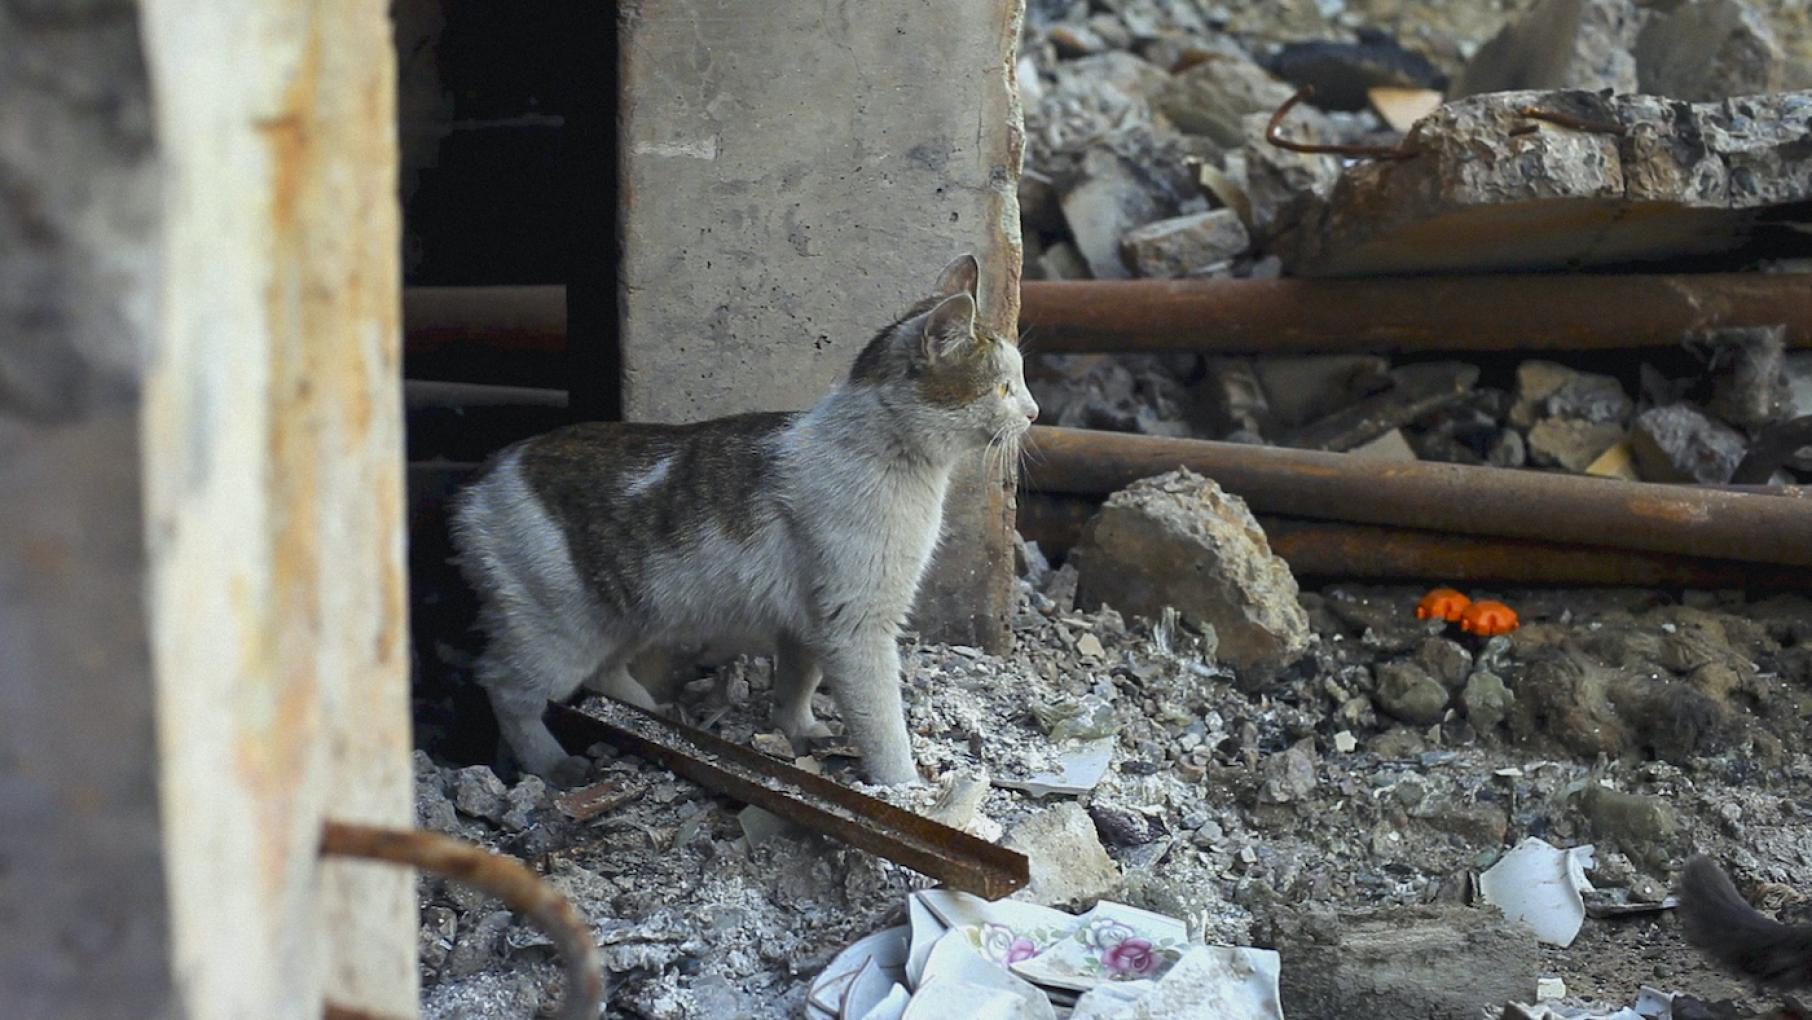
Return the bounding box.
[450,255,1038,785]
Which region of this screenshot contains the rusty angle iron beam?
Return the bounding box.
[1018,274,1812,354]
[545,700,1028,900]
[1022,426,1812,569]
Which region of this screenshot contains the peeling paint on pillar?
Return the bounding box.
[617,0,1027,649]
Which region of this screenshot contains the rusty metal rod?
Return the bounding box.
[320,821,605,1020]
[546,700,1028,900]
[403,285,566,356]
[1022,426,1812,568]
[1019,275,1812,354]
[1018,492,1804,588]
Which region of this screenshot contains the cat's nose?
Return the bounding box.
[1025,401,1039,423]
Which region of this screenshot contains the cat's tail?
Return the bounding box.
[1677,854,1812,990]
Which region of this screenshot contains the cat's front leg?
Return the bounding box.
[771,634,832,749]
[818,631,919,785]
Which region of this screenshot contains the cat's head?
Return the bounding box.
[848,254,1039,452]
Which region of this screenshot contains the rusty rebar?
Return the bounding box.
[1017,492,1805,588]
[1265,85,1419,160]
[546,700,1029,900]
[1519,105,1626,136]
[1017,274,1812,354]
[320,821,605,1020]
[1021,426,1812,569]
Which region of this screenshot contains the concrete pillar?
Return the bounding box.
[1,1,416,1017]
[617,0,1027,649]
[138,1,416,1014]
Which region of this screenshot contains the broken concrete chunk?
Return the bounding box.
[1509,361,1632,429]
[1347,428,1418,463]
[1005,802,1122,907]
[1279,89,1812,276]
[452,765,509,822]
[1455,0,1640,97]
[1259,740,1318,804]
[1072,469,1310,681]
[1636,0,1784,102]
[1415,638,1474,690]
[1277,905,1543,1018]
[1527,419,1626,473]
[1239,108,1341,240]
[1629,403,1748,484]
[1281,363,1479,453]
[1062,148,1170,279]
[1120,209,1250,278]
[1374,660,1450,726]
[1251,355,1391,431]
[1156,45,1296,149]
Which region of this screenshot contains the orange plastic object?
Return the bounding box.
[1459,599,1519,636]
[1415,587,1472,622]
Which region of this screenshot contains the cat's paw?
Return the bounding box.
[546,754,594,789]
[862,757,923,787]
[774,713,835,753]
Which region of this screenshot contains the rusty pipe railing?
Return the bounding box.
[1018,274,1812,354]
[1022,426,1812,569]
[1018,491,1804,588]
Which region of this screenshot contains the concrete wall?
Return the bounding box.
[1,2,416,1017]
[617,0,1027,648]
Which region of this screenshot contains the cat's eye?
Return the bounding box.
[996,382,1010,397]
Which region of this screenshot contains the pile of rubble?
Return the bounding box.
[412,473,1812,1019]
[1017,0,1812,488]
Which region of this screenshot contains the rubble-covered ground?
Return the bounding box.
[414,552,1812,1019]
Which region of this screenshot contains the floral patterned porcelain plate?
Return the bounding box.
[1005,901,1189,992]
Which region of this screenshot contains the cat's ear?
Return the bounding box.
[932,253,980,301]
[920,292,977,363]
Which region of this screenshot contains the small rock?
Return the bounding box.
[1072,469,1310,683]
[1029,240,1091,281]
[1005,802,1121,907]
[419,905,458,976]
[1487,428,1527,468]
[1461,671,1515,734]
[1076,632,1107,659]
[500,776,546,832]
[1349,428,1418,462]
[1509,360,1633,429]
[1260,739,1319,803]
[1375,660,1449,726]
[1191,819,1225,848]
[1156,44,1297,149]
[1636,0,1784,102]
[443,908,513,978]
[1456,0,1640,96]
[1061,146,1175,280]
[1536,975,1567,1001]
[1416,637,1474,689]
[453,765,509,823]
[1252,355,1391,431]
[1580,785,1678,861]
[1120,209,1250,278]
[1048,22,1107,58]
[1333,730,1358,753]
[1630,404,1748,484]
[1089,800,1165,847]
[1527,418,1625,472]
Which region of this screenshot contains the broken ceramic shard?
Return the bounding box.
[995,737,1117,798]
[1479,837,1596,947]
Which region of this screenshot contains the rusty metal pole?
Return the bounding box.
[1022,426,1812,568]
[1017,492,1805,588]
[1019,275,1812,354]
